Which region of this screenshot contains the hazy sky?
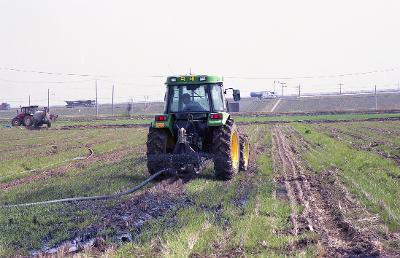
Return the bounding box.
[0,0,399,106]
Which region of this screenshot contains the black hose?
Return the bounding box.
[0,168,170,209]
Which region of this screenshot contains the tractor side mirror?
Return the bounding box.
[233,89,241,101]
[224,88,241,101]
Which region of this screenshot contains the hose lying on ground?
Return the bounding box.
[0,168,170,209]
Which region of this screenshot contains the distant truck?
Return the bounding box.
[250,91,278,99]
[0,103,10,110]
[65,100,96,108]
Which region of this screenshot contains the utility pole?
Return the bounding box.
[375,85,378,111]
[111,84,115,116]
[47,88,50,112]
[28,95,31,106]
[95,80,98,116]
[130,97,134,117]
[338,82,343,95]
[280,82,286,97]
[298,84,301,97]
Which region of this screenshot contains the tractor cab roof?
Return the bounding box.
[165,75,223,85]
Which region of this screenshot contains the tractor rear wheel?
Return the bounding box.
[23,116,34,127]
[146,127,170,175]
[212,119,240,180]
[11,118,21,126]
[239,134,250,171]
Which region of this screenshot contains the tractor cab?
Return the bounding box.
[164,75,240,118]
[161,75,241,139]
[20,106,39,115]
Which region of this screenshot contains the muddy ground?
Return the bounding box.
[33,177,192,257]
[271,125,400,257]
[29,128,266,257]
[4,122,400,257]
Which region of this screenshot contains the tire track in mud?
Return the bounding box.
[31,176,192,257]
[272,127,313,235]
[271,125,387,257]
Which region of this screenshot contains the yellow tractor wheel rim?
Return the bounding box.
[231,132,239,169]
[243,141,249,167]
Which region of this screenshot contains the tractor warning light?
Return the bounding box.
[210,113,223,120]
[155,115,167,121]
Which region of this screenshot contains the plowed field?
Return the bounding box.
[0,117,399,257]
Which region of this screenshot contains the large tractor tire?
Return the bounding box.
[146,127,170,175]
[212,119,240,180]
[47,121,52,128]
[23,116,34,127]
[239,134,250,171]
[11,118,21,126]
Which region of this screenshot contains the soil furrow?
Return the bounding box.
[277,128,314,233]
[314,124,400,166]
[272,125,385,257]
[271,127,299,235]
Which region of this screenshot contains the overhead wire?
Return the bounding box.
[0,67,109,78]
[0,66,397,84]
[0,66,398,105]
[224,68,398,80]
[0,77,95,85]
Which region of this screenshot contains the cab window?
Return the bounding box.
[169,85,210,112]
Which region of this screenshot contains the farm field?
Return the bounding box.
[2,111,400,130]
[0,116,400,257]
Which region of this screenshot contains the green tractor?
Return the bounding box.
[146,75,250,180]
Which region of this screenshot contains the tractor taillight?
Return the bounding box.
[210,113,223,120]
[155,115,167,121]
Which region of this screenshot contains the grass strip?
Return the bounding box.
[292,123,400,231]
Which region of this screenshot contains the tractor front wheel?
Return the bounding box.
[212,119,240,180]
[146,127,170,175]
[11,118,21,126]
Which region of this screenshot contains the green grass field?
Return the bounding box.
[0,115,399,257]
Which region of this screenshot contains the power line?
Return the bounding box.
[0,67,109,78]
[1,66,397,85]
[224,68,398,80]
[0,77,95,84]
[99,78,161,87]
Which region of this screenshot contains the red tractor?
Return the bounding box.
[11,106,52,128]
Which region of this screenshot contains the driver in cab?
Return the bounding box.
[182,93,205,111]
